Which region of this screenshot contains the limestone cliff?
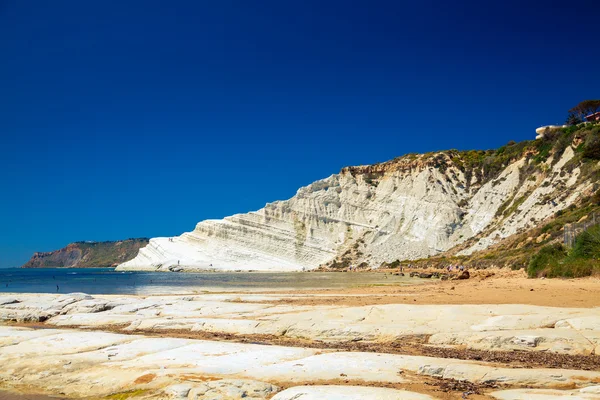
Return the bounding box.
[117,123,600,272]
[22,239,149,269]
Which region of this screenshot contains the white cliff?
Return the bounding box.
[118,137,594,272]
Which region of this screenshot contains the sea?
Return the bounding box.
[0,268,414,295]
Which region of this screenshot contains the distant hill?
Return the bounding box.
[21,239,149,268]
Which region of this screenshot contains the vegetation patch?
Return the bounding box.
[528,225,600,278]
[381,189,600,275]
[103,389,149,400]
[503,193,529,217]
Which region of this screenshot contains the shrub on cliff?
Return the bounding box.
[582,127,600,160]
[571,224,600,259]
[527,243,567,278]
[528,225,600,278]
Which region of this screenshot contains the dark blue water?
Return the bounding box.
[0,268,413,295]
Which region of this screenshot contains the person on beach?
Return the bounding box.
[56,285,59,292]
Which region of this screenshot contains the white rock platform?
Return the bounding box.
[2,293,599,356]
[1,325,600,399]
[271,385,435,399]
[1,293,600,399]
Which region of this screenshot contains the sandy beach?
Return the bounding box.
[266,268,600,308]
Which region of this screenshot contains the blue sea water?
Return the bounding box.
[0,268,413,295]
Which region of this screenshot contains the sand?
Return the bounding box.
[264,269,600,308]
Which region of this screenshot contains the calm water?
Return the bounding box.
[0,268,415,295]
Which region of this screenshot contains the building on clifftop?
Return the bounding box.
[585,112,600,122]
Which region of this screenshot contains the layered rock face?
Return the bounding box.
[118,143,591,272]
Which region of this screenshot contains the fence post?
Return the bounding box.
[564,215,600,248]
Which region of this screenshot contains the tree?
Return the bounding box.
[566,112,582,126]
[569,100,600,121]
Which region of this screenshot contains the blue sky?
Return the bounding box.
[1,1,599,268]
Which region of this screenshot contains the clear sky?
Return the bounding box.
[1,1,599,268]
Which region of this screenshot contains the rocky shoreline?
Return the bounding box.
[0,279,599,399]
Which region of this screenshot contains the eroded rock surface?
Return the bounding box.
[163,379,278,399]
[1,326,600,399]
[1,293,599,356]
[1,291,600,399]
[271,385,434,400]
[491,388,600,399]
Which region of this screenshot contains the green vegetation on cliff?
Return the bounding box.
[528,225,600,278]
[21,238,149,269]
[447,122,600,183]
[375,122,600,278]
[371,121,600,191]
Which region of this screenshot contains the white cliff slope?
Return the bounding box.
[118,133,595,272]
